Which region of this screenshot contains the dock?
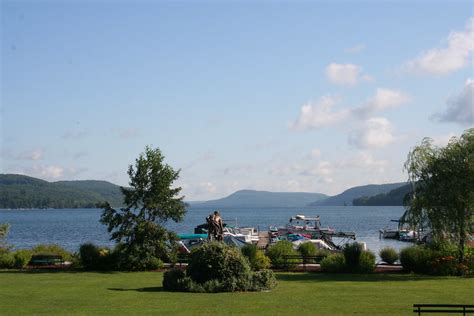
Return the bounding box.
[257,231,269,249]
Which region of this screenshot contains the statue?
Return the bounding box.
[206,210,224,241]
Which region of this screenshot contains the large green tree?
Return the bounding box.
[404,128,474,263]
[101,146,186,270]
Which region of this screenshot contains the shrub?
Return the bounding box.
[163,242,276,292]
[343,243,363,272]
[31,244,72,261]
[0,252,15,269]
[79,243,120,271]
[400,245,435,274]
[163,268,187,291]
[266,240,298,269]
[251,269,277,291]
[379,247,399,264]
[12,249,33,268]
[79,243,101,270]
[147,257,164,270]
[297,242,317,263]
[241,244,271,270]
[187,242,251,288]
[320,253,346,273]
[254,251,271,270]
[356,250,376,273]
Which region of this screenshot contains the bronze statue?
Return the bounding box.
[206,210,224,241]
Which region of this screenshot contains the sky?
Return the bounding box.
[1,1,473,201]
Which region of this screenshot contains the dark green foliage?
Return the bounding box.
[186,242,251,286]
[0,224,9,252]
[100,147,186,271]
[379,247,399,264]
[353,184,412,206]
[320,253,346,273]
[343,243,364,272]
[12,249,33,268]
[31,244,72,261]
[266,240,298,269]
[79,243,120,271]
[297,242,317,258]
[163,269,187,291]
[251,269,277,291]
[163,242,277,292]
[0,174,124,209]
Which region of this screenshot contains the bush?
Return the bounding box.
[0,252,15,269]
[251,269,277,291]
[31,244,72,261]
[241,244,270,270]
[320,253,346,273]
[187,242,251,287]
[147,257,164,270]
[13,249,33,268]
[266,240,298,269]
[379,247,399,264]
[79,243,121,271]
[254,251,271,270]
[356,250,376,273]
[297,242,317,263]
[163,242,276,292]
[343,243,364,272]
[163,268,187,291]
[400,245,435,274]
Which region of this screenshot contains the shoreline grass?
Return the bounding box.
[0,270,472,315]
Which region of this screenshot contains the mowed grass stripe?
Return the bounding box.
[0,271,472,315]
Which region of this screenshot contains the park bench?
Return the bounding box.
[29,254,64,268]
[413,304,474,315]
[282,255,326,271]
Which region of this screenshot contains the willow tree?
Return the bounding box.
[404,128,474,263]
[101,146,186,270]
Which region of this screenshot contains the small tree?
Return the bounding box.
[100,146,186,270]
[404,128,474,263]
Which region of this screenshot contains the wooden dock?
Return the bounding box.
[257,231,269,249]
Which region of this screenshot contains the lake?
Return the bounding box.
[0,206,411,255]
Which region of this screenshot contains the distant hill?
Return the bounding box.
[191,190,328,208]
[0,174,124,209]
[352,184,412,206]
[308,182,407,206]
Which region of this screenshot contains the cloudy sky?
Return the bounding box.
[1,1,473,201]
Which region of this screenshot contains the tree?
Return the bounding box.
[404,128,474,263]
[0,223,10,251]
[100,146,186,270]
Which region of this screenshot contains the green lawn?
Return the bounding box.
[0,270,472,315]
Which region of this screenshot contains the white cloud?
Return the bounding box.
[354,88,411,117]
[325,63,372,85]
[431,132,457,147]
[405,18,474,75]
[348,117,395,149]
[290,96,349,130]
[17,148,44,161]
[291,88,409,130]
[433,78,474,125]
[345,44,365,54]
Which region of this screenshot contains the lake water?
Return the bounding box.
[0,206,411,255]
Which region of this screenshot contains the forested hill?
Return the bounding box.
[0,174,124,209]
[352,184,412,206]
[191,190,328,208]
[308,182,407,206]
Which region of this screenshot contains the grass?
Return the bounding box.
[0,270,472,315]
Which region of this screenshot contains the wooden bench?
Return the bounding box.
[413,304,474,315]
[29,254,64,268]
[282,255,326,271]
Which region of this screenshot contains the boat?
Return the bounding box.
[274,214,356,250]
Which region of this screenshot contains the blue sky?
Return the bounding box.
[1,1,473,200]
